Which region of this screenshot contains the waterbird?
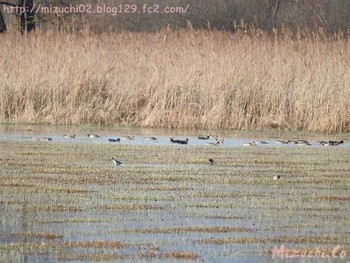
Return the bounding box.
[298,140,311,146]
[198,135,210,140]
[108,138,120,143]
[217,138,225,144]
[87,134,100,138]
[317,141,328,145]
[253,140,268,144]
[111,158,122,166]
[122,136,135,140]
[276,140,289,144]
[208,158,214,165]
[32,137,51,141]
[243,142,257,146]
[63,135,75,139]
[205,140,220,145]
[170,138,189,145]
[297,139,310,145]
[324,140,344,146]
[336,140,344,145]
[144,136,157,141]
[273,175,281,180]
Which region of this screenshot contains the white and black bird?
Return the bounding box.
[273,175,281,180]
[111,158,122,166]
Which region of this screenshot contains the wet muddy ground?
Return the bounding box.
[0,126,349,262]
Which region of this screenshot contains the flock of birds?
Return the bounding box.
[32,133,345,150]
[243,139,344,147]
[30,134,345,180]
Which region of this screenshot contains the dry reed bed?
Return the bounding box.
[0,30,349,132]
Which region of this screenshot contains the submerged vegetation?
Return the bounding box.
[0,139,349,261]
[0,29,349,132]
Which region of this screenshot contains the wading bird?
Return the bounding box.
[111,158,122,166]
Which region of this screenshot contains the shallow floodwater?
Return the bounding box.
[0,124,348,148]
[1,124,349,262]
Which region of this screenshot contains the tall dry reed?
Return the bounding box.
[0,29,349,132]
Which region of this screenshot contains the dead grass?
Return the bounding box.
[125,226,253,234]
[314,195,350,201]
[24,205,84,212]
[0,29,349,132]
[1,140,349,261]
[102,204,164,210]
[197,235,341,245]
[58,253,124,261]
[164,251,199,259]
[9,240,128,249]
[11,232,63,240]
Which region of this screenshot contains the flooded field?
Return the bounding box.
[0,125,349,262]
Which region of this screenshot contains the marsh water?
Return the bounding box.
[1,124,349,262]
[0,124,348,147]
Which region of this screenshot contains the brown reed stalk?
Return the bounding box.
[0,28,349,132]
